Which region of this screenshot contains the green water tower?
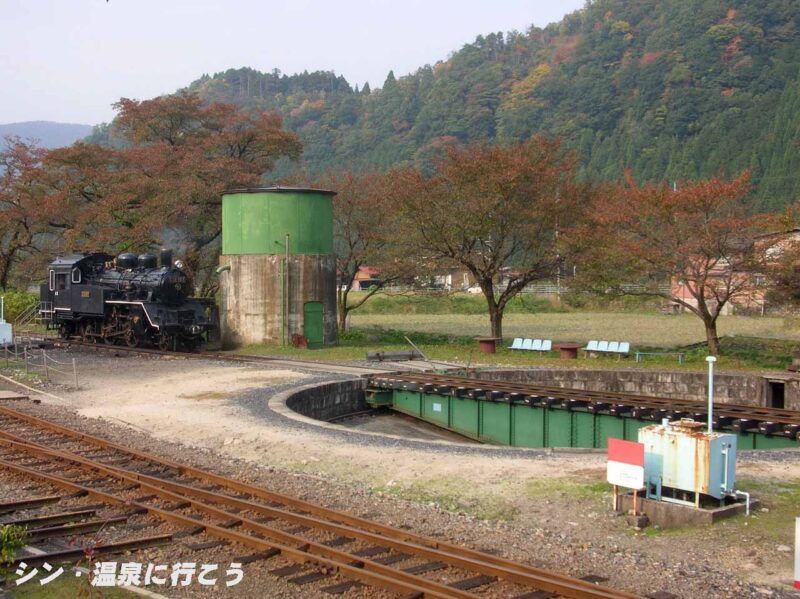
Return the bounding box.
[218,187,337,348]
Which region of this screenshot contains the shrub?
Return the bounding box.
[0,523,26,567]
[0,288,38,322]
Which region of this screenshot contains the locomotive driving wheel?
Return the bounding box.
[80,322,96,344]
[157,334,172,352]
[124,328,139,348]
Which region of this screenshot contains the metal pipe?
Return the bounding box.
[280,255,285,346]
[734,490,750,516]
[403,336,434,370]
[285,234,290,346]
[706,356,716,433]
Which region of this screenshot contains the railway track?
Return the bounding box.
[0,405,646,598]
[370,373,800,440]
[53,338,457,376]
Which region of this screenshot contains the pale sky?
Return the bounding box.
[0,0,584,125]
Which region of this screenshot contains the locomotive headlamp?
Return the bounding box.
[174,260,185,269]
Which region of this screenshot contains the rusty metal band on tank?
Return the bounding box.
[39,249,218,351]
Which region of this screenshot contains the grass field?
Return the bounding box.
[235,318,800,372]
[349,312,800,347]
[231,293,800,371]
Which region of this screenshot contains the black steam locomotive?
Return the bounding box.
[40,250,218,351]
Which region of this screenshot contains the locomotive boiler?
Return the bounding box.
[40,250,218,351]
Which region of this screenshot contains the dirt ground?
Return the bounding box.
[67,358,303,448]
[4,350,800,598]
[53,354,574,486]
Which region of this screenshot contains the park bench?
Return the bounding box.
[508,338,552,353]
[584,340,630,358]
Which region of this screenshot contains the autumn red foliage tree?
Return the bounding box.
[393,136,589,339]
[578,172,770,355]
[45,91,302,294]
[319,169,413,331]
[0,138,52,289]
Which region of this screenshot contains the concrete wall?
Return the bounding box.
[285,379,368,421]
[475,368,786,408]
[786,379,800,410]
[219,253,337,347]
[617,493,752,528]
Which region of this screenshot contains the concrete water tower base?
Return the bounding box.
[218,253,337,348]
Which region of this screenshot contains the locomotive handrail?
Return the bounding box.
[105,300,160,329]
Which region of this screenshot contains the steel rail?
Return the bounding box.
[0,404,629,583]
[0,451,472,599]
[55,340,391,375]
[373,373,800,429]
[0,435,635,599]
[376,373,790,416]
[0,406,641,598]
[390,372,793,417]
[0,439,638,599]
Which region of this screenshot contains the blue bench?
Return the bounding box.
[508,338,552,353]
[584,340,630,357]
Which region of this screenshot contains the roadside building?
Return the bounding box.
[668,228,800,315]
[349,265,382,291]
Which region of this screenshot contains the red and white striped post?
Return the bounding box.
[607,438,645,515]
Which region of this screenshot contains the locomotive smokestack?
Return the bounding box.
[159,248,173,268]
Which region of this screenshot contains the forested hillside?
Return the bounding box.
[96,0,800,210]
[1,121,92,149]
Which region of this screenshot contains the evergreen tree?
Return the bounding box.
[88,0,800,209]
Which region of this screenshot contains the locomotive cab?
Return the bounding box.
[40,253,113,329]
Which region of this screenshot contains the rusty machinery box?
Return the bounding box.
[639,419,737,501]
